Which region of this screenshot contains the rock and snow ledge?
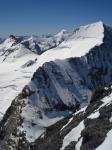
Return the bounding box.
[34,87,112,150]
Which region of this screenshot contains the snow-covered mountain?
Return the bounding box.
[0,34,39,119]
[0,21,112,149]
[0,30,70,120]
[22,21,112,111]
[21,29,70,53]
[0,29,70,58]
[0,35,37,62]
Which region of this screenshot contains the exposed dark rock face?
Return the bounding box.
[1,87,112,150]
[0,92,30,150]
[81,105,112,150]
[21,40,42,55]
[0,98,21,149]
[33,87,112,150]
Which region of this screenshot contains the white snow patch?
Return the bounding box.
[74,106,87,115]
[21,103,68,142]
[104,87,109,90]
[96,93,112,111]
[75,138,83,150]
[87,111,100,119]
[109,116,112,123]
[96,129,112,150]
[61,117,73,131]
[60,121,85,150]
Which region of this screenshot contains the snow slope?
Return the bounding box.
[96,129,112,150]
[60,121,85,150]
[21,103,69,142]
[0,52,38,120]
[36,21,104,67]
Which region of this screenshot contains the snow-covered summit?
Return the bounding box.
[54,29,70,43]
[0,21,104,62]
[73,21,104,39]
[0,37,36,62]
[55,29,68,37]
[0,35,19,51]
[35,21,105,67]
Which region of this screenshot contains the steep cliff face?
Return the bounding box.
[25,22,112,111]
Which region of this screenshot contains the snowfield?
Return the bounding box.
[37,21,104,67]
[21,103,69,142]
[96,129,112,150]
[0,53,38,120]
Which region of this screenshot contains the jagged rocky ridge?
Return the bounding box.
[0,22,112,149]
[0,85,112,150]
[34,86,112,150]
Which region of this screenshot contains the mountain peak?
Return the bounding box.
[7,34,19,45]
[89,20,103,25]
[73,21,104,40]
[9,34,18,43]
[9,34,16,39]
[79,21,104,28]
[56,29,68,37]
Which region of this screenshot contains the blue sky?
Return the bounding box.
[0,0,112,37]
